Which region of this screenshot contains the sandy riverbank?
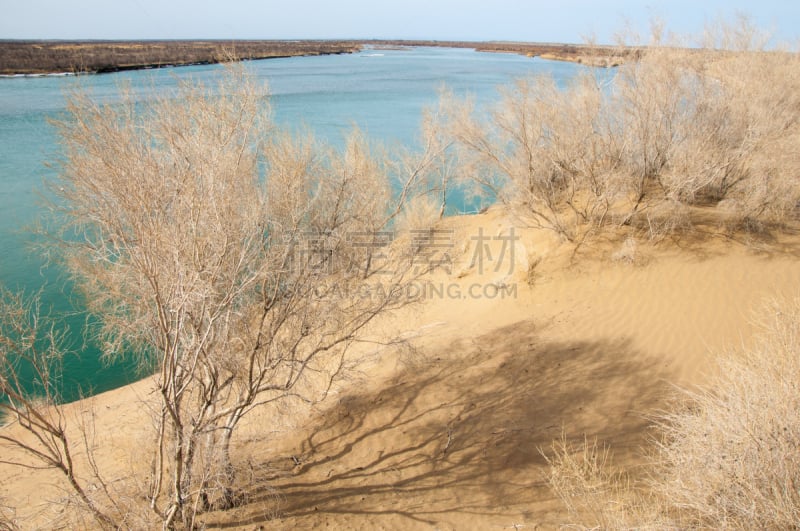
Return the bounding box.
[2,205,798,528]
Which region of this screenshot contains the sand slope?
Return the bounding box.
[2,207,799,529]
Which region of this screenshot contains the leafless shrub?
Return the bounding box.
[47,65,435,528]
[442,72,622,243]
[663,51,800,231]
[395,196,443,239]
[0,288,116,528]
[441,18,800,247]
[653,297,800,529]
[416,90,460,218]
[546,295,800,529]
[638,198,692,241]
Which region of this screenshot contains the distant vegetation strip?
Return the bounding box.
[368,40,633,67]
[0,40,362,75]
[0,39,630,75]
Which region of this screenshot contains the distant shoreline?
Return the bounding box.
[0,39,631,75]
[370,40,632,67]
[0,40,362,75]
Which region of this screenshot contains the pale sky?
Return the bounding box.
[0,0,798,45]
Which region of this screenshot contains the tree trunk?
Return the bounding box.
[215,410,244,510]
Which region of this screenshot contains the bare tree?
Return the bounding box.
[51,66,433,528]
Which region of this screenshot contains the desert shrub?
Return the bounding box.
[613,46,697,211]
[546,297,800,529]
[662,50,800,229]
[34,65,439,528]
[442,19,800,243]
[443,72,623,242]
[0,289,119,528]
[653,297,800,529]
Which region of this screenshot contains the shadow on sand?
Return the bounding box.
[208,319,674,528]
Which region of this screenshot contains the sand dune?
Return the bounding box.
[2,206,799,529]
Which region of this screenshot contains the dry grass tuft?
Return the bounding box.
[543,435,667,530]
